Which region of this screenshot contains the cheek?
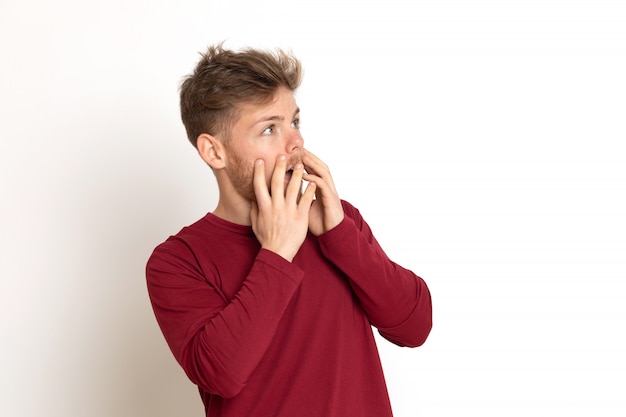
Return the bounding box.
[250,148,281,185]
[258,153,279,182]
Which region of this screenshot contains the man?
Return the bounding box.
[146,43,432,417]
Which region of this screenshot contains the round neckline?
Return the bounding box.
[203,212,255,236]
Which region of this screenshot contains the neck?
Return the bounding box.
[211,170,255,225]
[212,197,253,226]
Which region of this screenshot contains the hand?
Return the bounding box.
[250,155,317,262]
[302,149,344,236]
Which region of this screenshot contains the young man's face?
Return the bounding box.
[222,87,304,202]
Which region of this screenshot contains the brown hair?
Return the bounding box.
[179,43,303,147]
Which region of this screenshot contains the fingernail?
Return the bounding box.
[255,159,263,166]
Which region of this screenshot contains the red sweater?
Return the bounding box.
[146,201,432,416]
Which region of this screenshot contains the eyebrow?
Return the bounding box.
[254,107,300,125]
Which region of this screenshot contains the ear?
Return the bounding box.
[197,133,226,170]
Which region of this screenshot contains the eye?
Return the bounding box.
[291,118,300,129]
[262,125,276,135]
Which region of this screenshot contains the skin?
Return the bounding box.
[196,87,344,262]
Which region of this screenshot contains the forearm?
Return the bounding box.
[318,211,432,347]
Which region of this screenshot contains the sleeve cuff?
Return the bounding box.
[255,248,305,285]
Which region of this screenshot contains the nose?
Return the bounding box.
[286,128,304,154]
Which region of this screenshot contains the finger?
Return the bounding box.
[298,180,317,209]
[303,148,320,160]
[302,148,324,166]
[285,163,304,201]
[253,159,271,205]
[302,170,336,197]
[270,154,287,199]
[303,149,337,192]
[302,149,329,177]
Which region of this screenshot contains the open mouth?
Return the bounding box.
[283,157,303,188]
[284,168,294,184]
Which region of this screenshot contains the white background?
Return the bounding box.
[1,1,625,416]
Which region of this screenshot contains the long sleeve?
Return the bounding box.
[317,201,432,347]
[146,243,303,398]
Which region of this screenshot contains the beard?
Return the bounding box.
[224,149,303,203]
[225,150,256,202]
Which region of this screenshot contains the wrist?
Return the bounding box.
[261,245,295,263]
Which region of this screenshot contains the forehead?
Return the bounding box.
[235,87,298,124]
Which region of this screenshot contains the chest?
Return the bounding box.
[203,234,355,310]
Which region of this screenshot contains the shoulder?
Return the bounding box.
[146,215,213,268]
[146,213,258,276]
